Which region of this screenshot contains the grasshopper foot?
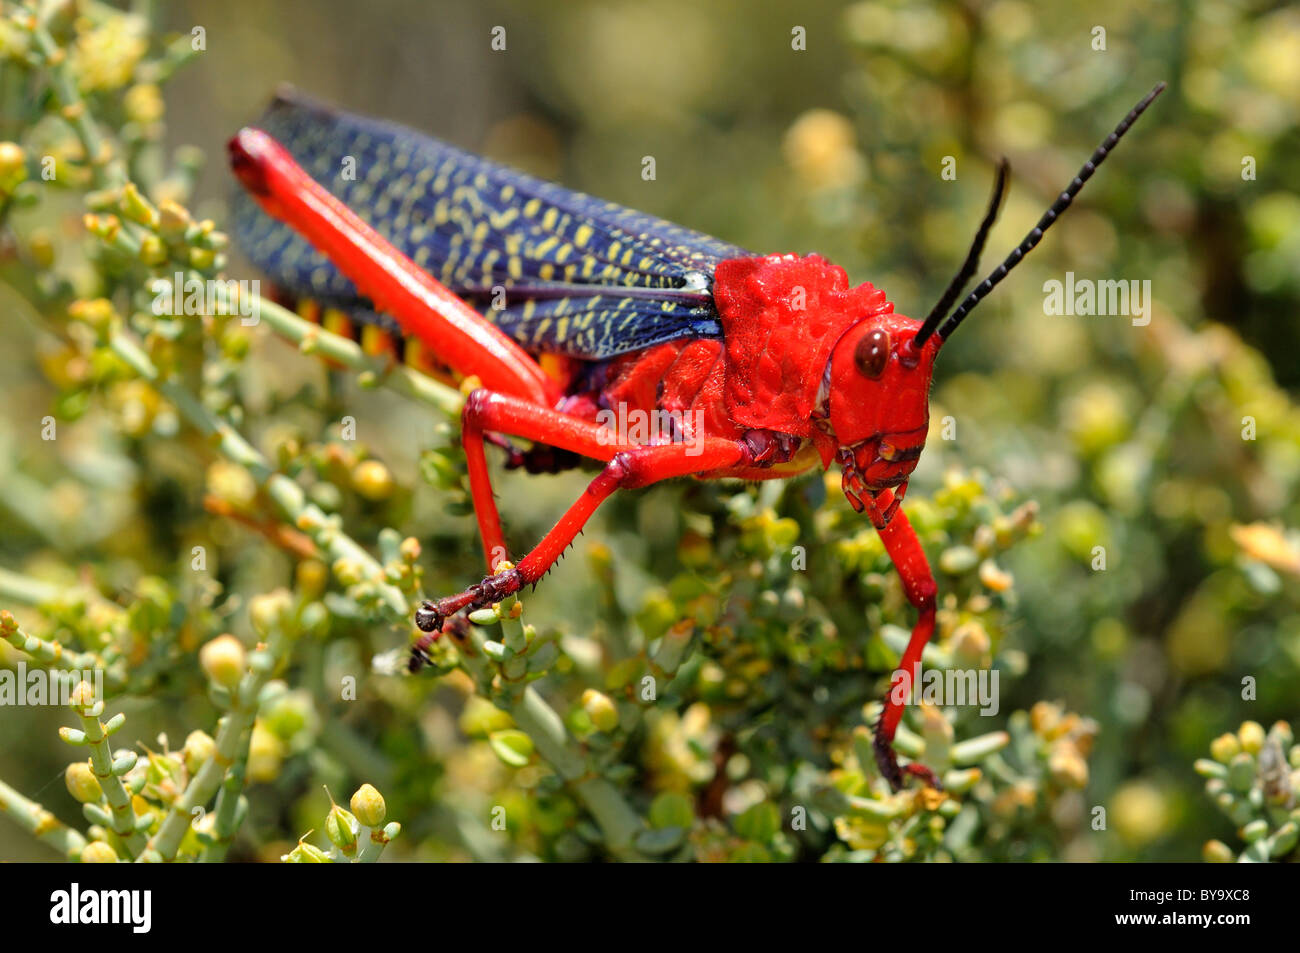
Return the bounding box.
[408,611,472,672]
[415,600,444,633]
[872,731,943,793]
[408,568,526,672]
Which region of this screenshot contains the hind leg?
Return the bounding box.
[412,433,752,669]
[456,388,630,575]
[229,128,559,408]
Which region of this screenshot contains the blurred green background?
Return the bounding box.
[2,0,1298,861]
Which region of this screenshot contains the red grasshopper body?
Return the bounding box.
[230,84,1164,790]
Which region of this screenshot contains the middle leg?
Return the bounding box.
[413,432,752,667]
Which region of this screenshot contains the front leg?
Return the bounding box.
[411,436,753,670]
[870,487,943,792]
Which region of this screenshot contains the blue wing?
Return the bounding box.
[231,90,752,359]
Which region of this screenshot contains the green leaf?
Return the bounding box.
[469,607,500,626]
[649,792,695,830]
[734,801,780,842]
[488,729,534,767]
[635,826,686,855]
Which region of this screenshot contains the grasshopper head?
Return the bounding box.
[827,315,939,512]
[823,82,1167,522]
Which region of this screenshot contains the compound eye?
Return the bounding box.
[854,329,891,379]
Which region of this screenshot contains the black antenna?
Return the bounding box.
[934,82,1166,342]
[913,159,1009,347]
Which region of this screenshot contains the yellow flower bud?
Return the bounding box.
[950,623,991,668]
[0,141,27,197]
[199,634,246,688]
[68,297,119,331]
[80,841,119,863]
[249,589,293,636]
[978,559,1014,592]
[247,721,285,783]
[350,784,387,827]
[352,459,395,501]
[119,182,158,228]
[123,83,164,124]
[1202,839,1235,863]
[182,729,216,774]
[65,762,102,803]
[138,233,167,267]
[1111,782,1169,847]
[332,558,365,587]
[582,689,620,733]
[1048,743,1090,789]
[295,559,329,597]
[205,460,257,509]
[1209,732,1241,764]
[188,246,215,270]
[157,200,191,236]
[1030,701,1063,738]
[68,680,100,712]
[1239,721,1266,754]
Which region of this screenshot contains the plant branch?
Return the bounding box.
[62,693,148,858]
[142,621,293,861]
[457,618,650,862]
[1,609,127,691]
[0,777,88,860]
[107,327,409,620]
